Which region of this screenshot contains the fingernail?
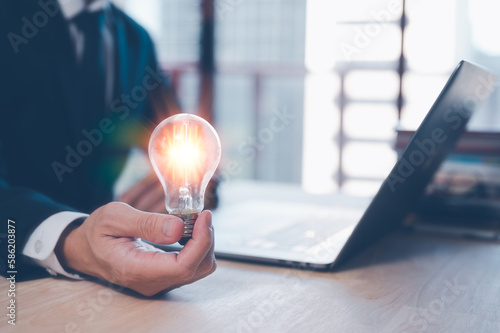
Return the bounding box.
[206,210,213,227]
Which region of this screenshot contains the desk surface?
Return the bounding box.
[1,230,499,333]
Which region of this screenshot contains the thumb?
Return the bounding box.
[137,213,184,244]
[110,204,185,244]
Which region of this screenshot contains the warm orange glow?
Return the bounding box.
[160,122,205,186]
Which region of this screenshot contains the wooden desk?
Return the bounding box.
[1,230,499,332]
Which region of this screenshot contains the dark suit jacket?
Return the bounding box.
[0,0,177,280]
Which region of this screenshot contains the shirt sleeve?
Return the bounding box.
[22,211,89,279]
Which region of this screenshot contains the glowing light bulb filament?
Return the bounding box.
[165,123,204,212]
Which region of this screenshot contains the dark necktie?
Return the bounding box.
[72,10,106,127]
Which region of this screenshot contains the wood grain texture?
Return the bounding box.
[1,230,499,333]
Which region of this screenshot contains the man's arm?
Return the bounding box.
[0,149,216,293]
[0,179,216,295]
[22,211,88,279]
[0,178,81,280]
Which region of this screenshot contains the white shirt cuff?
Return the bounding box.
[22,211,89,279]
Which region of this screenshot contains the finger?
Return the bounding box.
[133,184,165,212]
[193,239,216,279]
[159,251,216,294]
[192,220,216,278]
[106,203,184,244]
[155,231,216,293]
[175,211,213,277]
[120,173,159,206]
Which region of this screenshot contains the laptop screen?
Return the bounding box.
[334,60,498,268]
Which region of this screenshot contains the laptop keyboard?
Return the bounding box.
[237,213,359,252]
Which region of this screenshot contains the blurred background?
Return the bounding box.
[113,0,500,197]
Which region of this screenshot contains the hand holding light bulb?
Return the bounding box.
[149,113,221,245]
[54,113,220,296]
[56,203,216,296]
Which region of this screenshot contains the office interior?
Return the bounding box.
[114,0,500,208]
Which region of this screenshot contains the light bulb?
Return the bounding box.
[149,114,221,245]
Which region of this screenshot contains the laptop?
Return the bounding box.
[154,60,498,270]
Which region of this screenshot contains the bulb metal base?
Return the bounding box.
[173,212,199,245]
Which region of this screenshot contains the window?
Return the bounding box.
[117,0,500,195]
